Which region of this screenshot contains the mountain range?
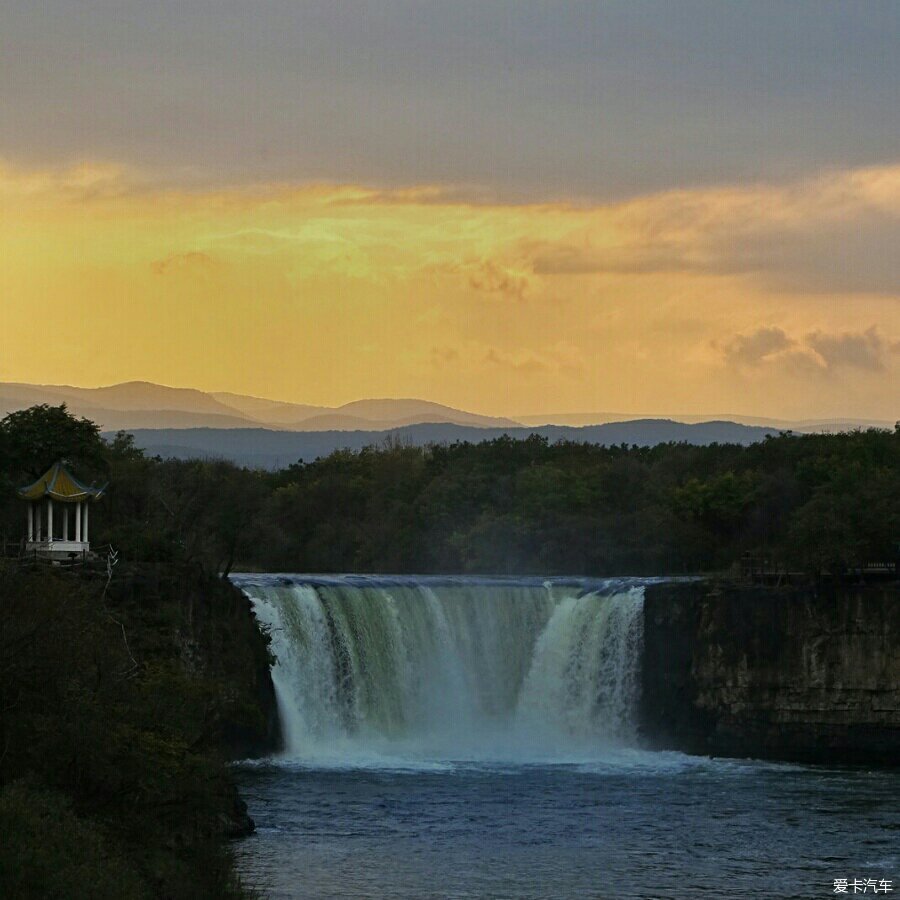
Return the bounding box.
[1,380,893,469]
[0,381,519,432]
[117,421,782,469]
[2,380,892,434]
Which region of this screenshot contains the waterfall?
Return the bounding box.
[234,575,645,764]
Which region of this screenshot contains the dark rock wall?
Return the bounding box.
[641,581,899,764]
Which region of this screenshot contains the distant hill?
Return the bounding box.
[516,411,896,432]
[209,392,326,425]
[330,398,520,428]
[113,419,781,469]
[3,380,890,437]
[1,381,518,432]
[0,381,260,430]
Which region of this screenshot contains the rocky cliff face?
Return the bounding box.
[641,581,900,764]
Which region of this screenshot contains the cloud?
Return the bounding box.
[531,242,690,276]
[430,346,459,367]
[466,260,530,301]
[722,325,898,375]
[806,327,889,371]
[427,258,533,301]
[3,154,899,421]
[722,327,797,368]
[150,251,215,276]
[483,343,586,380]
[0,160,130,200]
[4,155,899,297]
[484,348,548,376]
[6,4,899,204]
[526,164,900,295]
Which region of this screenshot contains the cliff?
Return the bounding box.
[0,561,280,899]
[107,564,281,759]
[641,581,900,764]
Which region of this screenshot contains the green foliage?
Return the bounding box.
[0,780,149,900]
[0,566,257,899]
[247,429,898,576]
[0,404,107,482]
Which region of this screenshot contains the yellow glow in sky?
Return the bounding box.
[1,160,898,419]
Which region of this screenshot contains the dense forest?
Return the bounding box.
[3,404,899,578]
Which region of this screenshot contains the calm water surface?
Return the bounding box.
[234,753,899,900]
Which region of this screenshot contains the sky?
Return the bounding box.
[1,2,899,418]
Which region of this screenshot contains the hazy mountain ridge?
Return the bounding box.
[116,420,781,470]
[1,382,520,431]
[2,380,891,437]
[515,411,897,431]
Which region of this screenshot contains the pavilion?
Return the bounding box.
[18,461,106,560]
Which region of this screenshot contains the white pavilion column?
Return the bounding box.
[47,498,53,542]
[36,504,42,542]
[27,503,34,542]
[75,501,82,542]
[63,506,69,541]
[83,503,89,543]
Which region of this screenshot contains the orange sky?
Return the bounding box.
[2,4,898,421]
[1,159,899,419]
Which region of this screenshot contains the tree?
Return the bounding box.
[0,404,107,482]
[0,405,109,547]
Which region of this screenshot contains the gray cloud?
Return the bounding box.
[531,244,691,277]
[723,325,898,374]
[1,2,898,199]
[806,327,888,371]
[708,216,900,295]
[722,327,796,368]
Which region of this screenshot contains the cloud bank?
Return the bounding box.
[1,158,898,419]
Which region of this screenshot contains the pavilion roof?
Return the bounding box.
[17,461,106,503]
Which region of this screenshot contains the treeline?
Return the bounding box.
[3,404,899,578]
[253,426,900,576]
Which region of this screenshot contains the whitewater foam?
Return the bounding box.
[234,575,648,767]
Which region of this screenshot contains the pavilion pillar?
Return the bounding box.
[75,501,82,542]
[27,503,33,542]
[36,503,42,541]
[84,503,89,543]
[63,506,69,541]
[47,499,53,542]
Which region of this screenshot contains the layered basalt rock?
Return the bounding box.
[641,581,900,765]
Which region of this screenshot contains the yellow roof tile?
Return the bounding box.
[18,462,106,503]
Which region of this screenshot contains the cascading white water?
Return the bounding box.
[234,575,645,764]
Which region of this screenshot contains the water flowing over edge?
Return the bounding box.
[232,575,653,768]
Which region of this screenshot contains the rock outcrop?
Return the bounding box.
[641,580,900,764]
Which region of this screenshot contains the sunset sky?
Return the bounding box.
[2,2,898,419]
